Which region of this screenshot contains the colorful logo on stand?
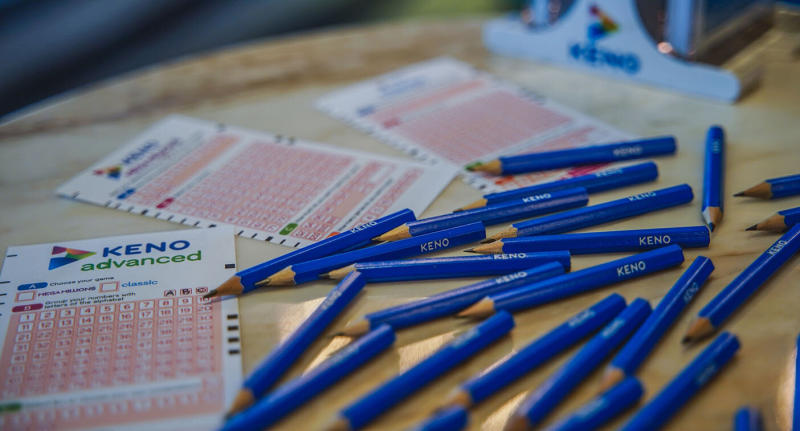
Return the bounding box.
[93,165,122,180]
[568,3,640,75]
[587,4,619,41]
[49,246,96,270]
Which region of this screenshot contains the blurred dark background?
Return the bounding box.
[0,0,520,120]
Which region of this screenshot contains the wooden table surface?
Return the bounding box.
[2,17,800,431]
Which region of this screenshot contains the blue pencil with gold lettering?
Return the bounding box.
[735,173,800,199]
[702,125,725,230]
[794,333,800,431]
[600,256,714,391]
[206,208,415,297]
[227,271,366,416]
[747,206,800,233]
[258,222,486,286]
[340,262,566,336]
[545,377,644,431]
[621,332,740,431]
[410,406,469,431]
[468,227,708,254]
[322,252,570,281]
[734,406,763,431]
[467,136,676,175]
[457,161,658,211]
[222,325,395,431]
[506,299,651,430]
[376,187,588,241]
[458,245,684,318]
[485,184,694,242]
[327,312,515,430]
[444,293,626,409]
[683,224,800,343]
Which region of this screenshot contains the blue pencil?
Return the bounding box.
[227,271,367,416]
[222,324,395,431]
[445,293,626,408]
[795,334,800,431]
[410,406,469,431]
[328,311,515,431]
[341,262,566,336]
[324,251,570,282]
[457,161,658,211]
[735,173,800,199]
[702,125,725,231]
[683,224,800,343]
[376,187,588,241]
[468,136,676,175]
[544,377,644,431]
[458,245,684,318]
[621,332,740,431]
[747,206,800,233]
[469,226,709,255]
[734,406,763,431]
[206,208,415,297]
[260,222,487,286]
[601,256,714,390]
[507,299,651,430]
[486,184,694,241]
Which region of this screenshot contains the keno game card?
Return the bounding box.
[0,228,241,430]
[316,57,634,192]
[58,115,457,248]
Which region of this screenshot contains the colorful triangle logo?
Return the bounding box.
[588,4,619,41]
[49,246,96,270]
[93,165,122,180]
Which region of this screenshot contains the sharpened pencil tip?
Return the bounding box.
[733,192,745,197]
[708,223,715,232]
[202,289,218,299]
[479,238,496,244]
[319,273,331,279]
[463,248,477,253]
[681,336,693,345]
[746,224,758,231]
[226,389,255,418]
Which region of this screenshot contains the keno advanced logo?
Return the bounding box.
[48,239,202,272]
[568,4,640,75]
[92,141,157,180]
[49,246,96,270]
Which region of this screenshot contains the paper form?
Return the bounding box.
[0,228,241,430]
[58,115,457,248]
[315,57,634,192]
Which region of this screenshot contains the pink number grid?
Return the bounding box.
[128,135,237,207]
[366,81,572,165]
[0,294,224,430]
[157,138,351,234]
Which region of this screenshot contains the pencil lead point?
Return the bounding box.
[319,273,331,279]
[745,224,758,231]
[463,248,476,253]
[202,289,218,299]
[479,238,496,244]
[708,223,715,232]
[733,192,745,197]
[681,335,693,345]
[464,162,482,172]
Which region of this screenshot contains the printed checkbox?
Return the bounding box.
[15,291,35,302]
[99,281,120,292]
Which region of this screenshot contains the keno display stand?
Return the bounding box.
[483,0,763,103]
